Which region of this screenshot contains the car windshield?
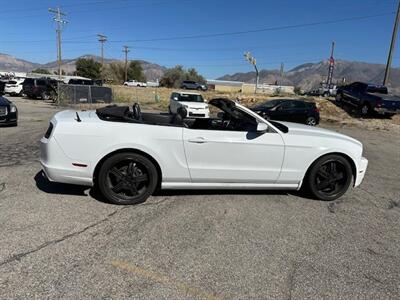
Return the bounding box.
[178,94,204,102]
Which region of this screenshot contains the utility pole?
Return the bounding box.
[123,46,130,83]
[49,7,67,80]
[327,41,335,88]
[280,62,284,85]
[97,34,107,67]
[244,52,259,94]
[383,0,400,86]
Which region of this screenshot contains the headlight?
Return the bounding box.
[10,105,17,113]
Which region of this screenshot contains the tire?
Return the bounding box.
[360,103,371,117]
[97,152,158,205]
[335,93,342,103]
[41,92,50,101]
[306,154,353,201]
[306,116,317,126]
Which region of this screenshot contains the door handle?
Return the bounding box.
[188,137,207,144]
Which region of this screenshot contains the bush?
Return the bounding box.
[160,65,205,88]
[76,58,102,79]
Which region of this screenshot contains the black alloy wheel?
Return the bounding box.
[98,153,158,205]
[360,103,371,117]
[307,154,353,201]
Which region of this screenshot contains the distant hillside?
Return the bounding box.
[218,60,400,92]
[0,53,166,81]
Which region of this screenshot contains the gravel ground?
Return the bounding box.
[0,97,399,299]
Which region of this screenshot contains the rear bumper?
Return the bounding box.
[355,157,368,187]
[40,137,93,186]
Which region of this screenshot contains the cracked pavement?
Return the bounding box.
[0,97,399,299]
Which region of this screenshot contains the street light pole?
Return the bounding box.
[244,52,259,94]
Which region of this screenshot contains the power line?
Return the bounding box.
[103,12,395,43]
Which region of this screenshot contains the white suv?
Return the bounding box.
[169,92,209,118]
[4,79,24,96]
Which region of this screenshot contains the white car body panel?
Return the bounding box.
[40,101,368,192]
[123,80,147,87]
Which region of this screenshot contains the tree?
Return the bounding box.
[75,58,102,79]
[31,68,51,74]
[127,60,146,82]
[160,65,206,88]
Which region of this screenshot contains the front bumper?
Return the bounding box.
[187,108,210,118]
[0,111,17,124]
[375,107,400,114]
[355,157,368,187]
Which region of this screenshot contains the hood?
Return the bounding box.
[279,121,362,146]
[178,101,208,109]
[0,96,10,106]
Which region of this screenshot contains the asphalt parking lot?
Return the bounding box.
[0,97,399,299]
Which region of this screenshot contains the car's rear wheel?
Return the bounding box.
[41,92,50,100]
[360,103,371,117]
[98,152,158,205]
[306,116,317,126]
[306,154,353,201]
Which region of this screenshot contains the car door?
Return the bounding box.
[182,122,285,184]
[291,101,307,123]
[273,101,295,122]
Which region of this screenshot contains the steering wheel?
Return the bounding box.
[132,103,142,121]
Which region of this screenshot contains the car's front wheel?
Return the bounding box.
[306,154,353,201]
[98,152,158,205]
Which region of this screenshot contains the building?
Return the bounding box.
[206,79,294,95]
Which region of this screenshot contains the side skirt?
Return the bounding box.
[161,182,300,190]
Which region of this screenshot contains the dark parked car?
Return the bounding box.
[22,78,58,100]
[251,99,320,126]
[0,96,18,126]
[336,82,400,117]
[180,80,207,91]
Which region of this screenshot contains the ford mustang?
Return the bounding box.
[40,98,368,205]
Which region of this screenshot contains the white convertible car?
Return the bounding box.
[40,98,368,205]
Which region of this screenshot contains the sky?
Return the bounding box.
[0,0,399,79]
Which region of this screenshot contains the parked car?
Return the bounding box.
[0,96,18,126]
[251,99,320,126]
[40,98,368,205]
[68,78,93,85]
[180,80,207,91]
[124,80,147,87]
[0,80,7,95]
[169,91,210,118]
[4,79,24,96]
[336,82,400,117]
[22,78,58,100]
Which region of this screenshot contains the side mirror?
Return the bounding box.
[256,122,268,133]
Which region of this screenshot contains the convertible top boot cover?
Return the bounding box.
[96,105,129,119]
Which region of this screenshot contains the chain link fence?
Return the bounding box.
[57,84,113,107]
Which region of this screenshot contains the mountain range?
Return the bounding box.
[1,53,399,91]
[218,60,400,92]
[0,53,166,82]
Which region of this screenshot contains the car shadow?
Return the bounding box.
[34,171,89,197]
[329,99,393,119]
